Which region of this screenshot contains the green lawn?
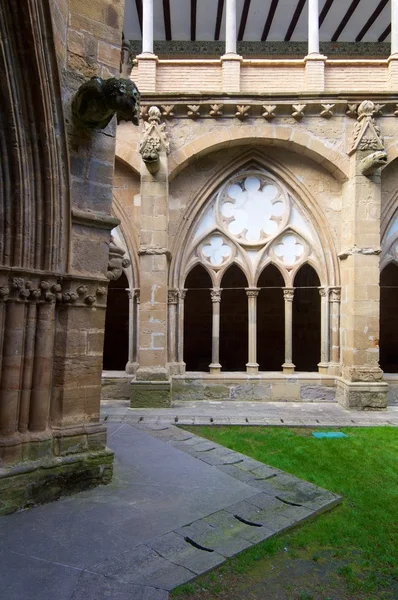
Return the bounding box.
[171,426,398,600]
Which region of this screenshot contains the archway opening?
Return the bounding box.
[220,264,248,371]
[380,263,398,373]
[103,272,129,370]
[184,265,212,371]
[257,265,285,371]
[293,264,321,371]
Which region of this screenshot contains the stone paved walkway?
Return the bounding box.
[102,399,398,427]
[0,419,341,600]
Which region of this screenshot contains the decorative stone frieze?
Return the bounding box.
[209,104,223,117]
[346,103,358,118]
[235,105,250,119]
[292,104,306,120]
[161,105,175,118]
[187,104,200,118]
[262,104,276,120]
[320,103,335,119]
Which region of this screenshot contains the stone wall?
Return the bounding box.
[0,0,126,514]
[114,92,398,410]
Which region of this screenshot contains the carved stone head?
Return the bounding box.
[103,78,141,126]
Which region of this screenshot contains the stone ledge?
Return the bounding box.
[0,449,114,515]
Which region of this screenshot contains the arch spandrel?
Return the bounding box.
[168,125,349,183]
[171,152,339,291]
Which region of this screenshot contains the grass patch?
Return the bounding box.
[171,426,398,600]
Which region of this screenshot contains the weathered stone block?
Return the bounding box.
[300,385,336,402]
[101,377,132,400]
[0,450,114,515]
[230,383,272,401]
[336,378,388,410]
[131,381,171,407]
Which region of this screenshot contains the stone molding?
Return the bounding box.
[137,99,398,122]
[0,272,109,308]
[138,246,172,259]
[338,245,382,260]
[71,208,120,230]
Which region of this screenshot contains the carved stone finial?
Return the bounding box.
[107,235,130,281]
[348,100,387,175]
[139,106,169,174]
[72,76,140,130]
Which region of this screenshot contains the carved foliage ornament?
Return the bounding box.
[139,106,170,173]
[0,277,106,306]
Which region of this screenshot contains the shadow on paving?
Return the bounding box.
[0,422,341,600]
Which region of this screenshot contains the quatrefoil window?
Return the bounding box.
[219,175,286,245]
[274,233,305,266]
[201,235,232,266]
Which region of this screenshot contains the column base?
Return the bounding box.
[246,363,259,375]
[318,362,329,375]
[125,361,138,375]
[336,377,388,410]
[209,363,221,375]
[130,380,171,408]
[0,448,113,515]
[282,362,295,374]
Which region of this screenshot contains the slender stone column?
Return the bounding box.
[29,300,56,431]
[142,0,154,54]
[329,287,341,367]
[126,288,139,374]
[225,0,237,55]
[19,302,37,432]
[392,0,398,56]
[209,289,222,375]
[282,288,295,374]
[177,289,187,372]
[0,300,26,436]
[246,288,259,375]
[167,289,179,367]
[308,0,319,55]
[318,287,329,375]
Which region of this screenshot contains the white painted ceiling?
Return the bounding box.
[123,0,391,43]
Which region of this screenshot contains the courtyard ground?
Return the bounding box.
[172,425,398,600]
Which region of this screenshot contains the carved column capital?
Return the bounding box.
[318,286,329,298]
[283,287,295,302]
[210,288,222,303]
[329,287,341,302]
[168,289,179,304]
[179,288,187,301]
[245,287,260,298]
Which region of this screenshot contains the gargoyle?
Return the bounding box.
[359,150,388,177]
[107,236,130,281]
[72,76,140,130]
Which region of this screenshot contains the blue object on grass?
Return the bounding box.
[312,432,349,439]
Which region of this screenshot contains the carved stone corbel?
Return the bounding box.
[72,76,140,129]
[139,106,170,174]
[107,235,130,281]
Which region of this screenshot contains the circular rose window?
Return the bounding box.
[217,174,288,246]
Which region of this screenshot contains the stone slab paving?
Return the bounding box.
[101,399,398,427]
[0,421,341,599]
